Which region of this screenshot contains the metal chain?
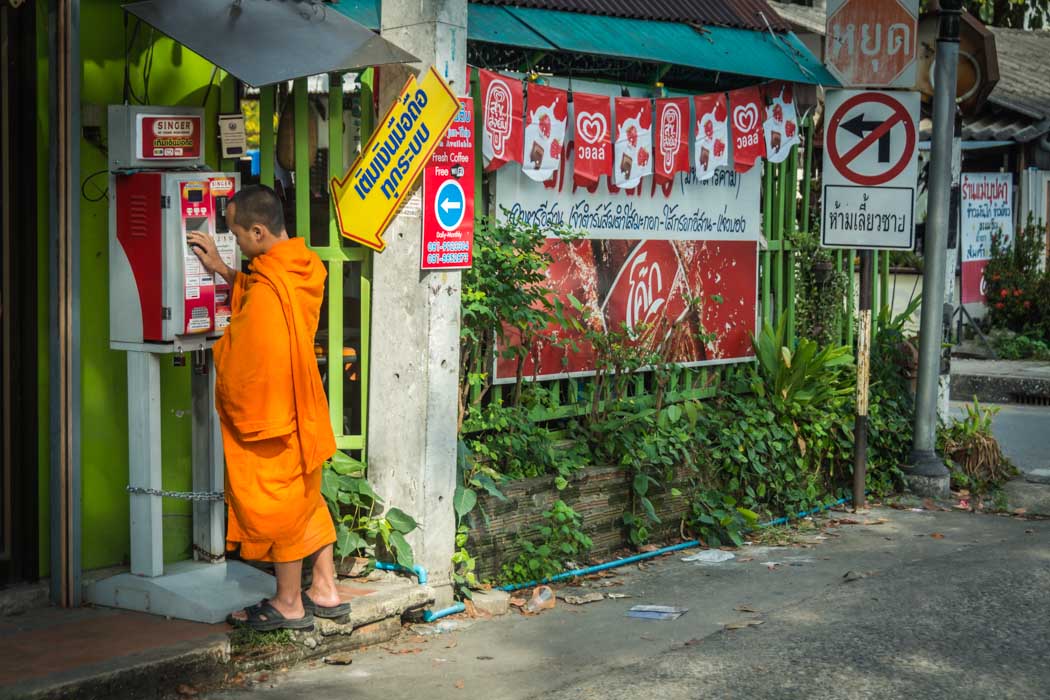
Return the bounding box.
[193,544,227,562]
[126,485,225,501]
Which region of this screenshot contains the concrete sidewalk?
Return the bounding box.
[0,575,432,699]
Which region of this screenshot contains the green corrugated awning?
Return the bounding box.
[330,0,379,30]
[332,1,557,50]
[468,4,557,51]
[500,7,837,86]
[330,1,835,86]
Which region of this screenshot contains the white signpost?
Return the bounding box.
[821,89,920,250]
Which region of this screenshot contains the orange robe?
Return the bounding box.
[213,237,336,563]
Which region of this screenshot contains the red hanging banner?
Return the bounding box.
[654,98,690,185]
[692,93,729,181]
[728,86,766,173]
[522,83,568,183]
[763,82,800,164]
[479,69,524,172]
[613,97,653,188]
[572,92,613,188]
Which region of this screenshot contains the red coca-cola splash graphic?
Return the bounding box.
[494,238,758,382]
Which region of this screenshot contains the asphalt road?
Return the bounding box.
[206,507,1050,700]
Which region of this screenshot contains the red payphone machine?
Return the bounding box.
[107,105,240,349]
[88,105,274,623]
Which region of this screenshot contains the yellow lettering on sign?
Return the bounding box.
[330,67,460,251]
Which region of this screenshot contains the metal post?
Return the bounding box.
[907,0,959,496]
[128,351,163,577]
[853,250,873,510]
[191,351,224,562]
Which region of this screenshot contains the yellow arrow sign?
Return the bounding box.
[331,67,461,251]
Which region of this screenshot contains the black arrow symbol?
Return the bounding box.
[841,114,891,163]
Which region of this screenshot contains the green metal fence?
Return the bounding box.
[256,74,373,457]
[253,75,890,442]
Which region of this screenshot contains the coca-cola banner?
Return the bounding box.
[728,86,766,173]
[654,98,691,186]
[763,82,799,164]
[480,69,524,172]
[492,163,761,383]
[693,94,729,181]
[522,83,568,183]
[613,97,653,188]
[572,92,613,188]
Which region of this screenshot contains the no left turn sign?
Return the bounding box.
[822,90,919,250]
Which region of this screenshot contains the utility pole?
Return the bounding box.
[906,0,961,498]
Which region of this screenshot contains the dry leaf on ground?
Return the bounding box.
[454,680,465,689]
[725,619,764,630]
[930,532,945,539]
[734,605,759,613]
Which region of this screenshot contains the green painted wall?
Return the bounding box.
[78,0,224,569]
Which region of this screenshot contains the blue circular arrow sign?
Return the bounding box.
[435,180,466,231]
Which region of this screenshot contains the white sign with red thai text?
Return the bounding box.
[961,172,1013,304]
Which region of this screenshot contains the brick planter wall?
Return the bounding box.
[465,464,694,581]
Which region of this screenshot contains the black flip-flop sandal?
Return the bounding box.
[302,591,352,619]
[226,599,267,628]
[242,600,315,632]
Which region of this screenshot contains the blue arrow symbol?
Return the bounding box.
[441,198,462,214]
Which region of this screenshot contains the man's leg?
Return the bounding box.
[306,543,341,608]
[230,559,306,622]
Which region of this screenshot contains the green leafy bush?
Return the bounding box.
[992,332,1050,360]
[500,500,593,585]
[984,216,1049,341]
[321,451,417,569]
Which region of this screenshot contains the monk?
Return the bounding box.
[188,184,348,631]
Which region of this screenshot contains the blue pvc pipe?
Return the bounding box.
[496,495,855,593]
[422,602,466,622]
[375,561,428,585]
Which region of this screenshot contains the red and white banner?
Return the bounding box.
[693,94,729,181]
[479,69,523,172]
[613,97,653,188]
[961,172,1013,304]
[522,83,568,183]
[654,98,690,186]
[728,86,766,173]
[572,92,613,188]
[763,82,800,164]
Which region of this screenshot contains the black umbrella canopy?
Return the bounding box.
[123,0,419,87]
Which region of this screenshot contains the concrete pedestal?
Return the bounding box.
[84,560,276,624]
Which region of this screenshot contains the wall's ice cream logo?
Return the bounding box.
[727,86,767,172]
[576,111,607,145]
[484,79,513,158]
[732,103,759,135]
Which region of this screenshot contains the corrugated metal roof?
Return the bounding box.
[500,7,835,84]
[469,0,792,32]
[986,27,1050,123]
[767,0,824,35]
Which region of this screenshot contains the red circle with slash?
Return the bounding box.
[827,92,915,187]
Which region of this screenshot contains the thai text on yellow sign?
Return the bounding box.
[331,67,460,251]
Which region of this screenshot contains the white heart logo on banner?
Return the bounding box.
[576,112,608,145]
[733,104,759,134]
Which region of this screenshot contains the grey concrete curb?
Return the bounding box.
[950,372,1050,404]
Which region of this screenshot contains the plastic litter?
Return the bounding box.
[626,605,688,621]
[681,549,736,564]
[524,585,556,613]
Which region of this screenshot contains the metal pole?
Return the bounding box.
[907,0,960,495]
[854,250,872,510]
